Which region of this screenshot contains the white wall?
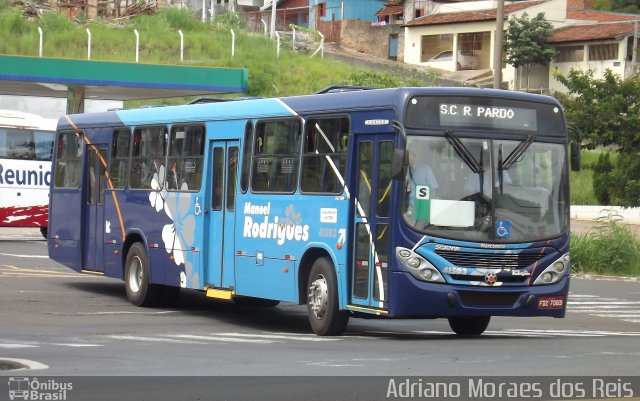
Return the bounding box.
[0,96,123,120]
[550,40,627,93]
[404,21,496,70]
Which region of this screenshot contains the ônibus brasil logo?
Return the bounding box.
[8,377,73,401]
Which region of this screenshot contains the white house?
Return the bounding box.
[401,0,639,93]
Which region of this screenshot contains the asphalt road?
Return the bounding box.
[0,229,639,399]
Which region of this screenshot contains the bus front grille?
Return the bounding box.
[435,250,545,270]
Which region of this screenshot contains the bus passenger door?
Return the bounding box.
[205,140,239,289]
[351,137,394,310]
[83,144,107,272]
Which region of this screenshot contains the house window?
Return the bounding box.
[555,46,584,62]
[318,2,326,17]
[459,32,485,52]
[588,43,618,61]
[415,9,424,18]
[421,34,453,63]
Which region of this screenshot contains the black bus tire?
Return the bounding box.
[306,256,349,336]
[124,242,162,307]
[448,316,491,336]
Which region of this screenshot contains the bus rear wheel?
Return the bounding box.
[125,242,163,307]
[306,257,348,336]
[448,316,491,336]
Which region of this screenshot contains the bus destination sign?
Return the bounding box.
[439,103,537,132]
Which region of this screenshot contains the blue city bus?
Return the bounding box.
[48,87,570,336]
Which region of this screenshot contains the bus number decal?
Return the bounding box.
[319,228,337,238]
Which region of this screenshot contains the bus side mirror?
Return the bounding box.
[391,148,407,180]
[570,141,581,171]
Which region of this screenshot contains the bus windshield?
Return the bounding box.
[402,135,568,243]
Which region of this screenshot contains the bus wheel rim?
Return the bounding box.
[309,273,329,320]
[128,256,143,293]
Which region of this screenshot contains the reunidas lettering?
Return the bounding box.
[242,202,310,246]
[0,163,51,187]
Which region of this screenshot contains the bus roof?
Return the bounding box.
[0,109,57,131]
[57,87,562,131]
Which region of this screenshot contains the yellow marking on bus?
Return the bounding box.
[81,269,105,276]
[360,169,372,192]
[0,264,86,277]
[205,288,235,300]
[64,115,126,242]
[378,182,391,205]
[346,304,389,315]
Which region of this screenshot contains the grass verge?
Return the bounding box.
[570,212,640,276]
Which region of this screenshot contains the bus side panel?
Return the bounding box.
[0,159,51,228]
[235,256,296,301]
[48,190,82,271]
[114,189,205,290]
[233,192,349,303]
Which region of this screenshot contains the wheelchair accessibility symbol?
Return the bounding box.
[496,220,511,239]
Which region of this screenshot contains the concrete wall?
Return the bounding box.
[340,19,404,60]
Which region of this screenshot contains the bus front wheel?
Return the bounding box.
[306,257,349,336]
[125,242,163,307]
[448,316,491,336]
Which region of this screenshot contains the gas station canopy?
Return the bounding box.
[0,55,248,108]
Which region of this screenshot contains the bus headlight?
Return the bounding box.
[533,253,570,285]
[396,247,445,283]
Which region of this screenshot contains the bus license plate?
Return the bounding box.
[537,296,565,309]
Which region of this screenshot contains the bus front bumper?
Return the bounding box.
[388,271,569,318]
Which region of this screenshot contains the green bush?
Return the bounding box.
[571,212,640,276]
[592,152,613,205]
[346,70,422,88]
[212,11,247,31]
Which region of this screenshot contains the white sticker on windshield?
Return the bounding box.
[430,200,474,227]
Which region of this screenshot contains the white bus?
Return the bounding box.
[0,110,57,238]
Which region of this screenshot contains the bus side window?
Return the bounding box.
[130,126,167,190]
[301,117,349,194]
[251,119,300,193]
[167,125,204,191]
[54,131,83,189]
[5,130,35,159]
[240,122,253,193]
[109,129,130,189]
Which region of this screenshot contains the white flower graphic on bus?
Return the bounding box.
[162,183,195,265]
[147,170,197,288]
[148,165,166,212]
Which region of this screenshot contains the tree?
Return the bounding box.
[594,0,640,14]
[503,12,557,90]
[555,69,640,206]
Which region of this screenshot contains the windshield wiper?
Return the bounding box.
[444,130,483,174]
[501,134,535,170]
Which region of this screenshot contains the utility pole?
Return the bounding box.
[633,17,638,72]
[270,0,277,38]
[493,0,505,89]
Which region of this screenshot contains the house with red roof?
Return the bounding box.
[401,0,639,92]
